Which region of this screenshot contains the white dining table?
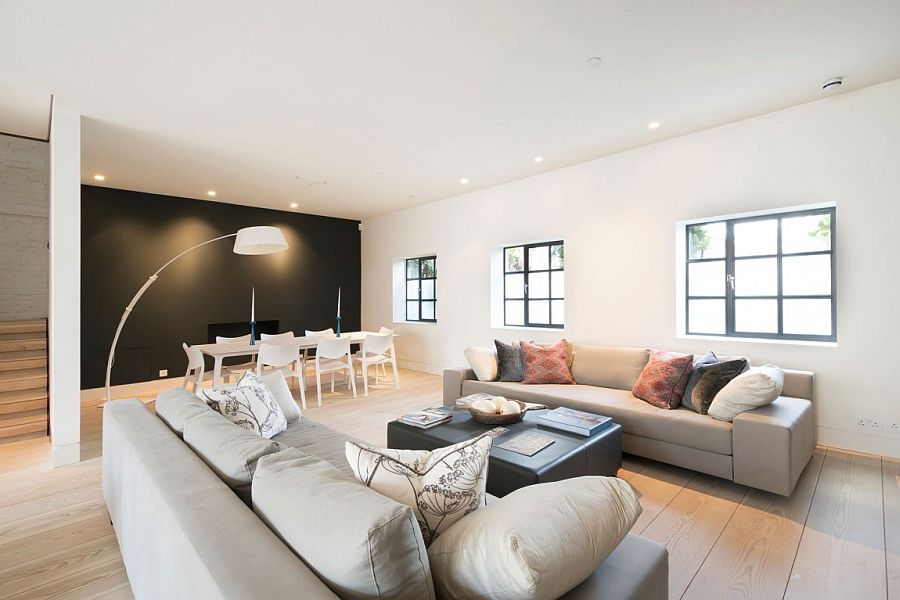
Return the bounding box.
[194,331,381,387]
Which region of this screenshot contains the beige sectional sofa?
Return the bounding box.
[444,343,815,496]
[103,382,669,600]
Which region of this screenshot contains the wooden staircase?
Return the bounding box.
[0,319,49,442]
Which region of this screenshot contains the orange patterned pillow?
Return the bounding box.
[521,340,575,385]
[632,351,694,409]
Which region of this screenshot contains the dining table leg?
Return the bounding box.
[213,358,224,387]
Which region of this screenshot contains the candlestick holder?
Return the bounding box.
[250,321,256,345]
[336,317,342,338]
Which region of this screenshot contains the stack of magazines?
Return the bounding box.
[536,407,612,437]
[398,407,453,429]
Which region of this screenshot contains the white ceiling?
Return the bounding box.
[1,0,899,219]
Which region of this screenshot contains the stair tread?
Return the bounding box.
[0,320,47,335]
[0,389,48,403]
[0,350,46,362]
[0,331,46,342]
[0,410,48,427]
[0,368,47,383]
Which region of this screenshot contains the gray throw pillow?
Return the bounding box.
[680,351,719,411]
[494,339,525,382]
[687,358,749,414]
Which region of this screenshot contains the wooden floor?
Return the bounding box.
[0,369,897,600]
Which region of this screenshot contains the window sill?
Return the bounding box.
[678,334,837,348]
[393,321,438,327]
[491,325,567,333]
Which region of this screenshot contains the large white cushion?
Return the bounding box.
[708,364,785,422]
[427,476,642,600]
[202,372,287,438]
[259,370,301,423]
[464,346,498,381]
[253,448,436,600]
[345,435,492,546]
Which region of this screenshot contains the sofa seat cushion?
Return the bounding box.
[461,380,733,455]
[272,419,362,477]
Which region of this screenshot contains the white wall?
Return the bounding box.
[49,108,81,467]
[362,78,900,459]
[0,134,48,320]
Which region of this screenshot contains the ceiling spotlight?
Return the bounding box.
[460,178,469,185]
[585,57,603,66]
[290,202,298,209]
[93,174,105,181]
[648,121,661,129]
[822,77,843,91]
[207,190,217,197]
[534,156,544,163]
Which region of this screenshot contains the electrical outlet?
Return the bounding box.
[856,416,870,431]
[868,417,882,433]
[886,419,900,436]
[159,369,168,378]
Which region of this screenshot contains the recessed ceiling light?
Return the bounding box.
[290,202,298,209]
[534,156,544,163]
[207,190,217,197]
[93,174,105,181]
[585,57,603,66]
[460,178,469,185]
[648,121,661,129]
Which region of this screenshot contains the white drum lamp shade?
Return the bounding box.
[233,226,289,255]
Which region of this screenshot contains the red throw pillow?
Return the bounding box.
[521,340,575,385]
[632,351,694,409]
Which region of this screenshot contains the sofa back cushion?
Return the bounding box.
[253,448,436,600]
[182,409,283,502]
[156,387,212,436]
[570,344,651,390]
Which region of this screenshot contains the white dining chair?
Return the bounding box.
[182,343,212,394]
[376,327,394,378]
[302,328,335,372]
[354,332,399,396]
[215,334,257,382]
[256,341,306,409]
[314,336,356,406]
[261,331,294,342]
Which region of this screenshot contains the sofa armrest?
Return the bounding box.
[443,367,477,407]
[732,396,815,496]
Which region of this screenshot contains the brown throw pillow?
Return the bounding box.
[632,351,694,409]
[688,358,750,414]
[521,341,575,385]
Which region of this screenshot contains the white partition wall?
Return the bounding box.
[49,106,81,467]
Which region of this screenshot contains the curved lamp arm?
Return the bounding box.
[104,234,236,401]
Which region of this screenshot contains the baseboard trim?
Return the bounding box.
[817,425,900,459]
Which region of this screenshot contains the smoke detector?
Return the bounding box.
[822,77,843,91]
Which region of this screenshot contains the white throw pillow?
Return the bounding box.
[345,435,492,546]
[464,346,498,381]
[708,364,785,422]
[203,371,288,438]
[427,476,642,600]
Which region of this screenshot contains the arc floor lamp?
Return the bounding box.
[104,225,289,402]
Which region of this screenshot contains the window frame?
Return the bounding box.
[404,255,437,323]
[685,207,836,342]
[503,241,564,329]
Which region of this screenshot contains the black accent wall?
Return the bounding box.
[81,186,360,389]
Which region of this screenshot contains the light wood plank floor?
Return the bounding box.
[0,369,896,600]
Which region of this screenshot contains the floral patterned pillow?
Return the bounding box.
[202,371,288,439]
[345,435,493,546]
[632,351,694,409]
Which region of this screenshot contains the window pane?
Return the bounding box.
[688,261,725,296]
[505,300,524,325]
[421,258,436,278]
[782,255,831,296]
[529,245,549,271]
[529,272,550,298]
[406,259,419,279]
[783,214,831,254]
[784,299,832,336]
[688,299,725,334]
[528,300,550,324]
[406,301,419,321]
[406,280,419,300]
[551,271,564,298]
[421,301,435,321]
[735,299,778,333]
[734,258,777,296]
[550,244,564,269]
[551,300,564,325]
[688,222,725,259]
[505,247,524,272]
[505,274,524,299]
[734,219,777,256]
[420,279,435,300]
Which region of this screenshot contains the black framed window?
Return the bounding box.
[685,207,836,342]
[503,241,564,328]
[405,256,436,322]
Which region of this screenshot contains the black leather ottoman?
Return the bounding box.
[387,410,623,497]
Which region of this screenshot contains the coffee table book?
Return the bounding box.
[398,409,452,429]
[536,407,612,437]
